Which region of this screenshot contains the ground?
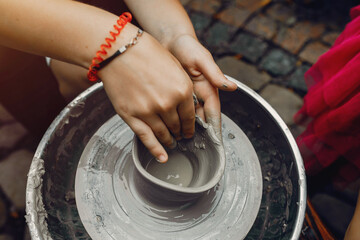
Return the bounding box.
[0,0,358,239]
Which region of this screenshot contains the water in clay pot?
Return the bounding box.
[145,151,194,187]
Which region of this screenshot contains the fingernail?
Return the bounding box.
[156,154,167,163]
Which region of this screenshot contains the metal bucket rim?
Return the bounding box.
[26,76,306,240]
[226,76,306,240]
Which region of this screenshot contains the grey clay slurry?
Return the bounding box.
[75,114,262,240]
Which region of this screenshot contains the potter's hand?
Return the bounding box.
[345,190,360,240]
[98,29,195,163]
[168,35,237,139]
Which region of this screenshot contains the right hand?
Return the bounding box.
[98,26,195,163]
[167,34,237,140]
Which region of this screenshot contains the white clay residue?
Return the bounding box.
[166,174,180,180]
[25,157,53,240]
[68,101,85,118]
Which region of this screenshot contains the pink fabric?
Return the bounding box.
[294,6,360,186]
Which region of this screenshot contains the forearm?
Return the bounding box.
[123,0,196,48]
[0,0,138,68]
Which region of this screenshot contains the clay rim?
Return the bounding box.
[25,85,102,240]
[131,130,226,194]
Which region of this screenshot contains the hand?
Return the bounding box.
[168,35,237,140]
[345,191,360,240]
[98,28,195,163]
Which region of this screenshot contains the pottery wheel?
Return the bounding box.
[75,114,262,240]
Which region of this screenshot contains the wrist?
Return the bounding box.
[79,14,139,70]
[157,28,197,50]
[167,34,197,55]
[97,28,154,82]
[85,16,140,81]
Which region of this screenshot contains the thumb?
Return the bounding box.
[203,93,222,141]
[197,56,237,91]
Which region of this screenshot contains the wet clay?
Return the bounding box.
[145,152,193,187]
[132,116,225,202]
[25,157,52,240]
[75,114,262,240]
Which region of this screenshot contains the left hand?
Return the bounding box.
[168,34,237,139]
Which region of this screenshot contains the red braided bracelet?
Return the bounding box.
[87,12,132,82]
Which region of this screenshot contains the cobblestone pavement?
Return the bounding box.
[0,0,357,239]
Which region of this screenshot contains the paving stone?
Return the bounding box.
[0,149,34,209]
[216,7,251,28]
[260,84,303,125]
[190,12,212,36]
[188,0,221,15]
[230,33,268,63]
[305,22,326,39]
[180,0,192,5]
[236,0,271,13]
[245,14,277,39]
[260,49,297,76]
[0,122,27,150]
[0,105,14,124]
[216,56,271,90]
[204,22,235,52]
[292,21,325,40]
[285,16,297,26]
[288,64,311,92]
[275,26,307,54]
[275,22,325,54]
[266,3,295,23]
[322,31,341,46]
[300,42,329,64]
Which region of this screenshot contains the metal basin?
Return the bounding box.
[25,76,306,239]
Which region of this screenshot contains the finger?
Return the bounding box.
[142,115,177,149]
[160,109,182,141]
[203,90,222,141]
[197,57,237,91]
[127,117,168,163]
[193,93,205,121]
[178,94,196,139]
[195,104,205,122]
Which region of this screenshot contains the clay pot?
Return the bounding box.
[132,117,225,204]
